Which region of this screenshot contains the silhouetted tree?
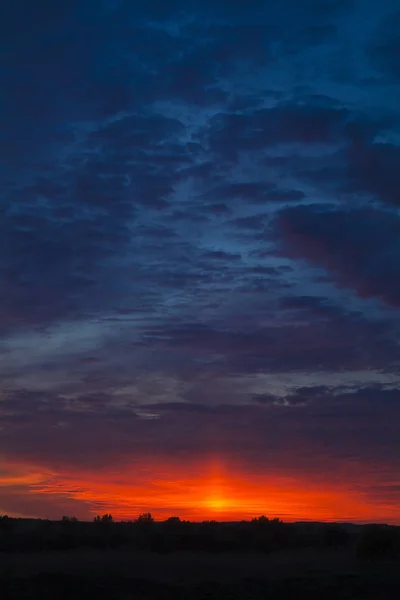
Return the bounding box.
[163,516,183,533]
[137,512,154,524]
[92,514,114,548]
[94,513,113,523]
[165,516,181,525]
[252,515,270,526]
[61,516,78,524]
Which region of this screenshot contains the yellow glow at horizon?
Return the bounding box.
[204,495,228,511]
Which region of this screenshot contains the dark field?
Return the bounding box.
[1,548,400,599]
[1,518,400,598]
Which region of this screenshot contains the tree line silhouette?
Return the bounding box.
[1,514,399,559]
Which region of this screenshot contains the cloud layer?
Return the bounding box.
[1,0,400,521]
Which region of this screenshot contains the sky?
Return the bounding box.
[1,0,400,524]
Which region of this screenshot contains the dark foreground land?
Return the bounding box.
[1,517,400,598]
[1,548,400,599]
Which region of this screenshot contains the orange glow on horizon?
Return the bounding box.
[2,456,400,524]
[204,495,229,512]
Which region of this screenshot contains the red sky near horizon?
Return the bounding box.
[2,455,400,524]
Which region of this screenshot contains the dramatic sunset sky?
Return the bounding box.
[1,0,400,524]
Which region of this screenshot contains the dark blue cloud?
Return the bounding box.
[368,10,400,82]
[347,142,400,207]
[274,205,400,306]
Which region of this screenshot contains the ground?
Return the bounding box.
[1,548,400,598]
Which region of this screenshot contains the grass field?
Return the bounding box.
[1,548,400,599]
